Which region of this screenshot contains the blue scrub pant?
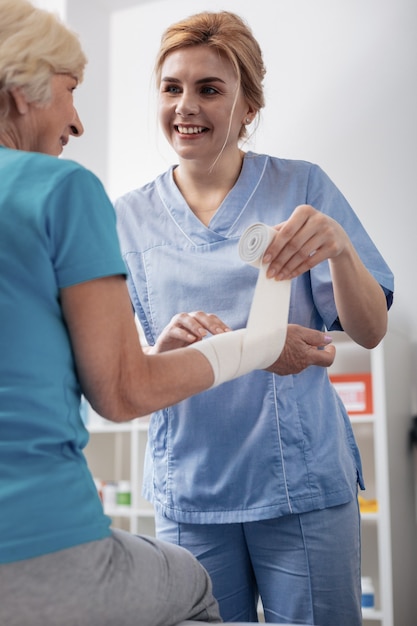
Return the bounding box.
[155,500,362,625]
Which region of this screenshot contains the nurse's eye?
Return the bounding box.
[200,86,219,96]
[161,84,182,95]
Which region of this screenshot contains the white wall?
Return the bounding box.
[34,0,417,410]
[32,0,65,12]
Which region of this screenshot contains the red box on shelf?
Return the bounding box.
[329,373,373,415]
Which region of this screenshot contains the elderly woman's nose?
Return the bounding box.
[70,109,84,137]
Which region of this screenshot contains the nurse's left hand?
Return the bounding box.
[266,324,336,375]
[263,204,350,280]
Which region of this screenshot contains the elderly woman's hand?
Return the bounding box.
[149,311,232,354]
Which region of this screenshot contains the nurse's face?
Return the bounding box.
[158,45,251,164]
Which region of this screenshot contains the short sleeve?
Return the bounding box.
[44,166,127,288]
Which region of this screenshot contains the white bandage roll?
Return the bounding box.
[238,222,273,268]
[191,223,291,387]
[238,223,291,370]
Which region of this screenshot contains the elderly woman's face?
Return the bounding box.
[29,74,84,156]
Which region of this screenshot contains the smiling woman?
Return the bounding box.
[114,10,394,625]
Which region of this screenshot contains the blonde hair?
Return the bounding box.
[154,11,266,141]
[0,0,87,119]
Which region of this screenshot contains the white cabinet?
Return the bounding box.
[84,407,154,536]
[328,328,417,625]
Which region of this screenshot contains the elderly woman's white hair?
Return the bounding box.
[0,0,87,119]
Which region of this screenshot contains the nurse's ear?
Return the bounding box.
[241,105,257,126]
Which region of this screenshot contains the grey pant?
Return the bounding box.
[0,528,222,626]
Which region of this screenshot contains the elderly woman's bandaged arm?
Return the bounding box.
[190,223,291,387]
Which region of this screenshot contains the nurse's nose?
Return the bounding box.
[175,91,199,116]
[70,109,84,137]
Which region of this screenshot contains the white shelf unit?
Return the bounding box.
[328,328,417,626]
[84,408,154,536]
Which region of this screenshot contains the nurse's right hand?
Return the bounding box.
[266,324,336,375]
[149,311,232,353]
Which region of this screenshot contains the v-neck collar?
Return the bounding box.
[155,151,268,244]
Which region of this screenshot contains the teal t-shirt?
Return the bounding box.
[0,147,127,563]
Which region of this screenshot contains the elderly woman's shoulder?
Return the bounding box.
[25,150,95,182]
[2,148,103,197]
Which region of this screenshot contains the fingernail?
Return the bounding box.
[324,335,332,343]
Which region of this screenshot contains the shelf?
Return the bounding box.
[105,507,154,518]
[362,608,383,621]
[360,512,379,523]
[350,413,375,424]
[327,330,417,625]
[87,416,149,434]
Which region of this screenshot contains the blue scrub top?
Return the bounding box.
[115,152,394,524]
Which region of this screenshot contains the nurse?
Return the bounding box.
[115,10,394,626]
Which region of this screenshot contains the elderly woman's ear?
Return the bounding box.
[9,87,29,115]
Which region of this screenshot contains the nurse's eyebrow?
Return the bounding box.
[196,76,226,85]
[161,76,226,85]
